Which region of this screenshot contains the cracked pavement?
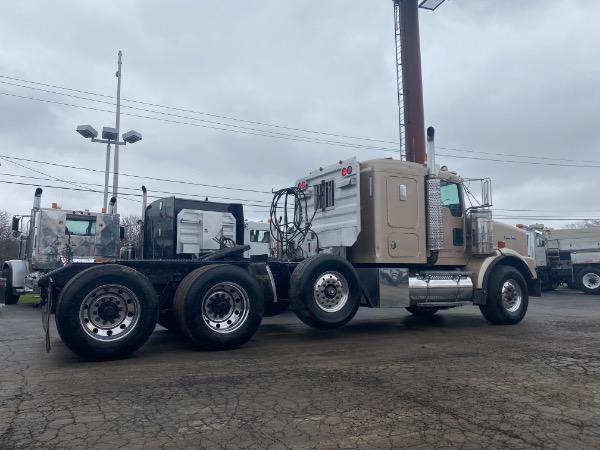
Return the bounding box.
[1,290,599,449]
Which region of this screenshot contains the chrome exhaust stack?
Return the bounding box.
[108,197,117,215]
[33,188,43,211]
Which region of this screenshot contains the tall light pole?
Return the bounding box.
[76,51,142,213]
[113,51,123,213]
[76,125,142,211]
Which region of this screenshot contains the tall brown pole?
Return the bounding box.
[400,0,426,164]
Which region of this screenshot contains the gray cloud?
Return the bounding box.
[0,0,598,227]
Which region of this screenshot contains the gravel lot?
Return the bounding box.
[1,289,599,449]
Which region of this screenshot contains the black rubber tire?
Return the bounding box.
[289,254,361,330]
[55,264,159,360]
[406,306,439,316]
[576,267,600,295]
[263,300,290,317]
[479,266,529,325]
[2,266,21,305]
[540,278,558,292]
[173,265,264,350]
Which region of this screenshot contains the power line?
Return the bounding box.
[437,152,600,169]
[1,80,401,151]
[438,146,600,165]
[0,155,273,194]
[0,155,97,197]
[0,75,400,145]
[0,172,273,205]
[0,75,600,168]
[0,180,271,209]
[0,91,404,153]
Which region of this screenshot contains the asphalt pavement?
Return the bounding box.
[1,289,599,449]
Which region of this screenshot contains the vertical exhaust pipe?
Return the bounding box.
[27,188,44,260]
[108,197,117,215]
[141,186,147,218]
[139,186,147,259]
[33,188,43,210]
[426,126,436,175]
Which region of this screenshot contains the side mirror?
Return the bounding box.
[120,226,125,240]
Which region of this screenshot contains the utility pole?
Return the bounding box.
[393,0,446,164]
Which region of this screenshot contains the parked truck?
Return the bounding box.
[518,224,600,295]
[36,140,540,360]
[2,189,121,305]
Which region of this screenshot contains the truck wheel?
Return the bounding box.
[289,254,361,330]
[2,267,21,305]
[480,266,528,325]
[173,265,264,350]
[264,300,290,317]
[406,306,439,316]
[576,267,600,295]
[55,265,159,360]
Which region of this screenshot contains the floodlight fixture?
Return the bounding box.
[76,125,98,139]
[102,127,118,141]
[418,0,446,11]
[122,130,142,144]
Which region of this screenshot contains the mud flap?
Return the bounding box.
[473,288,487,305]
[248,260,277,304]
[43,279,53,352]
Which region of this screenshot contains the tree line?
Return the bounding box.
[0,210,19,268]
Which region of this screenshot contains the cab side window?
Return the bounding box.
[535,234,545,247]
[440,181,462,217]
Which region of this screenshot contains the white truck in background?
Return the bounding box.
[519,224,600,295]
[2,188,121,305]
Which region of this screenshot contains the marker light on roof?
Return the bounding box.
[341,168,347,176]
[347,165,353,175]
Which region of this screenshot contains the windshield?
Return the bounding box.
[65,217,97,236]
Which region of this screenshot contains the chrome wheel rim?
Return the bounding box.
[80,284,140,342]
[202,282,249,334]
[582,273,599,290]
[313,271,349,313]
[501,279,523,313]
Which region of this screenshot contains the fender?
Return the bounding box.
[465,249,540,304]
[3,260,29,289]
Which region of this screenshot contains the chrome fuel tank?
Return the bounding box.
[357,268,474,308]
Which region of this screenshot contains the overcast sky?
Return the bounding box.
[1,0,599,228]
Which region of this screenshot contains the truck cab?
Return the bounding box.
[2,189,120,304]
[289,156,539,320]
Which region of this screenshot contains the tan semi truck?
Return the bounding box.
[37,142,540,360]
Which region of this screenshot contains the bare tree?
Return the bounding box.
[119,213,142,253]
[0,210,19,267]
[564,219,600,229]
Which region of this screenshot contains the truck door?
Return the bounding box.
[534,232,548,267]
[437,180,467,265]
